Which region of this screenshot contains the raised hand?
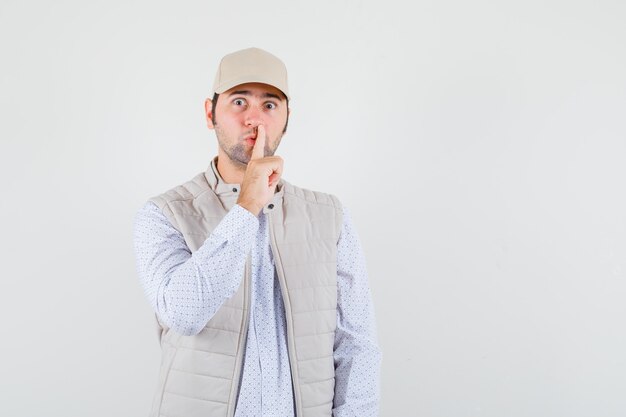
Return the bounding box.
[236,125,284,216]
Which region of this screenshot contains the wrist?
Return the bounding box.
[236,201,261,217]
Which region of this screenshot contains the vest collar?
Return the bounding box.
[204,156,285,207]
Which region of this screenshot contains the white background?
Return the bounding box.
[1,0,625,416]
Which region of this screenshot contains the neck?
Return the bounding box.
[216,148,246,184]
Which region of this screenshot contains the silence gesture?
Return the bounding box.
[236,124,284,216]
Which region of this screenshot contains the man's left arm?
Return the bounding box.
[332,204,382,417]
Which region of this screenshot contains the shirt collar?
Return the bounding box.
[204,156,285,203]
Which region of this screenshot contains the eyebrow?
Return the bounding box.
[227,90,284,101]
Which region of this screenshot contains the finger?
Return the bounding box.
[268,171,280,185]
[268,158,283,186]
[250,124,266,160]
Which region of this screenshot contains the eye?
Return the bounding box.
[233,98,246,106]
[265,102,277,110]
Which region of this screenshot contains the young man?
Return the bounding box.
[133,47,381,417]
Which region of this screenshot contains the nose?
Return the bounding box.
[244,105,263,128]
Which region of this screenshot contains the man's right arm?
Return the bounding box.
[133,201,259,336]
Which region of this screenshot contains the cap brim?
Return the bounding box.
[214,75,289,100]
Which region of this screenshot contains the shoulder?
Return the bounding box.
[281,180,344,242]
[148,171,210,209]
[281,179,343,213]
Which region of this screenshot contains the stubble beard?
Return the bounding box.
[215,124,281,168]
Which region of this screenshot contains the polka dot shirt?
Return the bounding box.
[133,202,381,416]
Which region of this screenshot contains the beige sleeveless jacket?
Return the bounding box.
[146,158,343,417]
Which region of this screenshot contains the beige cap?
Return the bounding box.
[212,47,290,100]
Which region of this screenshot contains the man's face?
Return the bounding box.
[205,82,289,167]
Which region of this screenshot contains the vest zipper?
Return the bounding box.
[229,253,252,417]
[267,211,301,417]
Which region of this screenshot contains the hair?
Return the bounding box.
[211,92,290,133]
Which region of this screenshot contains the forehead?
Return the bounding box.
[223,82,286,100]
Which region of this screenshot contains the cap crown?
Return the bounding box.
[212,47,289,100]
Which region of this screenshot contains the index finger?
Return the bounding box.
[251,124,266,160]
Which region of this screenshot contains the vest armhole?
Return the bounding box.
[327,193,344,244]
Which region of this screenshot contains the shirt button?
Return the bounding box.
[268,203,274,209]
[232,187,238,192]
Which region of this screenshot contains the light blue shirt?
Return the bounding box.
[133,197,381,416]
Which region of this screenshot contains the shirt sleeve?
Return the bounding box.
[332,204,382,417]
[133,201,259,336]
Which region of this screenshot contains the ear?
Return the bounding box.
[281,106,291,134]
[204,98,215,129]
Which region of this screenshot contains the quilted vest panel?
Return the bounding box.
[146,162,342,417]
